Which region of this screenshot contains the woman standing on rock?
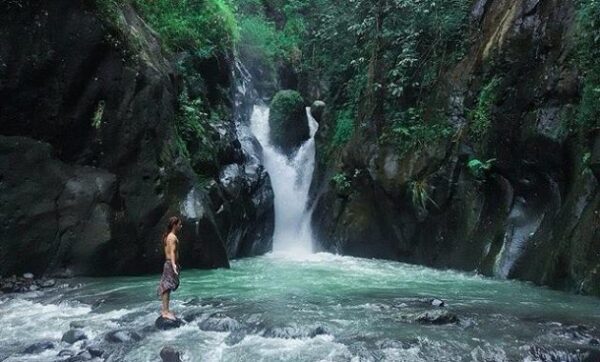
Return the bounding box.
[157,216,182,320]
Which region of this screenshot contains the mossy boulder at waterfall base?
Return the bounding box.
[268,90,309,154]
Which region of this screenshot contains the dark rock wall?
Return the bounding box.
[0,0,273,276]
[312,0,600,296]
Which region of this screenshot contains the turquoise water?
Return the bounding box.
[1,253,600,361]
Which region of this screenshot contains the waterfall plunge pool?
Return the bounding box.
[1,253,600,361]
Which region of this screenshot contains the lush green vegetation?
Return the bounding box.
[133,0,238,54]
[301,0,471,153]
[331,108,355,147]
[382,107,453,156]
[97,0,239,56]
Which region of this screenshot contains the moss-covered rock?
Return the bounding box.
[268,90,309,154]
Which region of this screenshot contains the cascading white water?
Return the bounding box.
[249,105,318,255]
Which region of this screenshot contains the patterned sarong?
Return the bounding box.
[157,261,180,297]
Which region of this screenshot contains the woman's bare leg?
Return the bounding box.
[161,291,169,317]
[161,291,176,319]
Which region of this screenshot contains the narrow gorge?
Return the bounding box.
[1,0,599,361]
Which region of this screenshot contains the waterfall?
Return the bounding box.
[249,105,318,255]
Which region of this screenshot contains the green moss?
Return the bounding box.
[268,90,308,151]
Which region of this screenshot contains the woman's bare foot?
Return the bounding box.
[162,311,176,320]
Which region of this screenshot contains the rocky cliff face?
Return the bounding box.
[312,0,600,296]
[0,0,273,276]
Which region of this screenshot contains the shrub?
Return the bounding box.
[469,77,501,141]
[467,158,495,179]
[381,107,453,156]
[332,172,352,196]
[408,178,437,212]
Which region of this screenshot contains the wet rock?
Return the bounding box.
[415,310,459,325]
[71,350,92,361]
[182,311,207,323]
[551,325,600,345]
[87,346,103,358]
[183,297,201,306]
[262,325,330,339]
[61,329,87,344]
[29,284,39,291]
[310,100,326,123]
[23,340,55,354]
[198,313,242,332]
[69,321,85,329]
[160,346,182,362]
[105,330,142,343]
[155,316,184,330]
[528,345,585,362]
[0,281,15,293]
[58,349,76,357]
[39,279,56,288]
[218,164,243,199]
[23,273,34,280]
[430,299,445,307]
[225,330,247,346]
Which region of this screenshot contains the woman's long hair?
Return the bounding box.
[162,216,181,245]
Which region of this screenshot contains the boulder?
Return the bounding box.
[87,346,104,358]
[61,329,87,344]
[69,321,85,329]
[160,346,182,362]
[23,341,55,354]
[415,310,459,325]
[268,90,309,154]
[310,100,326,123]
[262,325,330,339]
[198,313,242,332]
[430,299,445,307]
[105,330,142,343]
[225,330,247,346]
[39,279,56,288]
[58,349,76,357]
[155,316,184,330]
